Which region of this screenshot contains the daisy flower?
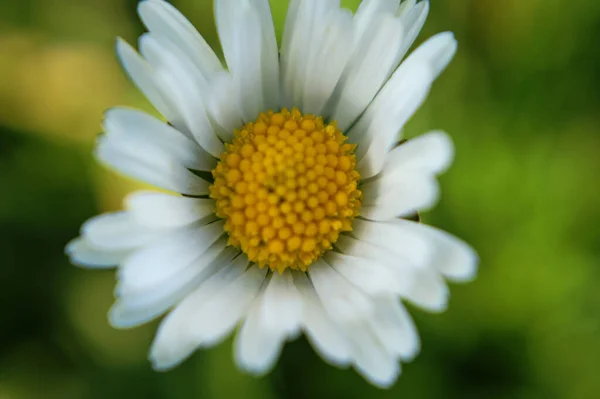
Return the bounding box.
[66,0,477,388]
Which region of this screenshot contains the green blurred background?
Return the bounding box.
[1,0,599,398]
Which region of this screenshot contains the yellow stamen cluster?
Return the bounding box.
[210,108,361,273]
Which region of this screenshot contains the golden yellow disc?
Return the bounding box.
[210,108,361,273]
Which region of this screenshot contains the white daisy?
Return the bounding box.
[66,0,477,388]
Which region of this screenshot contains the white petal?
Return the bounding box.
[235,271,303,374]
[303,261,409,387]
[259,272,303,336]
[137,0,223,78]
[65,237,128,268]
[115,38,177,122]
[359,131,454,220]
[81,212,162,251]
[293,272,352,366]
[370,296,420,361]
[138,34,224,157]
[331,14,404,131]
[390,220,479,282]
[395,1,430,62]
[351,218,431,268]
[336,234,400,266]
[336,233,448,311]
[323,251,401,296]
[229,5,264,121]
[279,0,302,108]
[103,107,216,171]
[380,130,454,176]
[96,134,210,195]
[189,265,268,346]
[354,0,401,41]
[117,220,225,295]
[234,271,302,374]
[335,235,423,295]
[300,8,354,115]
[205,71,243,141]
[110,237,238,329]
[308,259,374,322]
[352,218,476,286]
[251,0,280,110]
[329,1,430,132]
[306,258,409,387]
[349,62,433,179]
[401,267,449,311]
[234,290,281,374]
[360,173,439,220]
[397,0,417,16]
[125,191,215,228]
[280,0,301,79]
[405,31,457,81]
[281,0,341,109]
[346,321,401,388]
[150,257,266,370]
[149,255,247,369]
[216,0,276,121]
[350,30,457,179]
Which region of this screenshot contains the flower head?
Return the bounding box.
[66,0,477,388]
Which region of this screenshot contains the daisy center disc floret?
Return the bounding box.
[210,108,362,273]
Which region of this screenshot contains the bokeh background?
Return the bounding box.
[1,0,599,398]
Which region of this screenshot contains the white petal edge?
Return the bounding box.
[405,30,457,81]
[149,254,247,369]
[395,1,430,63]
[281,0,341,109]
[137,0,223,78]
[308,259,374,323]
[341,317,401,388]
[234,271,302,374]
[65,237,128,268]
[294,272,353,367]
[301,7,355,115]
[370,296,420,361]
[333,233,447,311]
[251,0,281,111]
[323,251,403,296]
[360,173,440,220]
[349,62,433,179]
[351,218,478,282]
[216,0,266,121]
[96,134,210,196]
[354,0,402,42]
[340,225,449,312]
[357,130,455,221]
[205,71,243,141]
[116,220,225,295]
[125,191,215,229]
[110,237,238,329]
[389,220,478,282]
[380,130,454,176]
[331,13,404,131]
[350,30,457,179]
[334,234,445,309]
[150,257,267,370]
[115,38,177,122]
[138,34,224,157]
[103,107,217,172]
[81,212,163,251]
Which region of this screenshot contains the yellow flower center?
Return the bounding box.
[210,108,361,273]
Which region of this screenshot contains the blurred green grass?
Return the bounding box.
[1,0,599,398]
